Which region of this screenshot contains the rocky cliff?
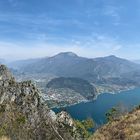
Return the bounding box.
[0,65,81,140]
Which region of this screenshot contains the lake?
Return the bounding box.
[53,88,140,126]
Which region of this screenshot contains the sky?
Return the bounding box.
[0,0,140,60]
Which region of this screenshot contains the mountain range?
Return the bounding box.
[8,52,139,79]
[0,63,140,139]
[133,60,140,64]
[8,52,140,82]
[5,52,140,107]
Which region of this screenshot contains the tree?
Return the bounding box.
[74,118,94,139]
[106,103,128,122]
[106,107,118,121]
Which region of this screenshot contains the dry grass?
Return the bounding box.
[0,137,10,140]
[90,108,140,140]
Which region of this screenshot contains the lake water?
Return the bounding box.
[53,88,140,126]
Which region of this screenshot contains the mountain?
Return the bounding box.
[9,52,140,82]
[44,77,97,108]
[133,60,140,64]
[0,58,5,64]
[7,58,44,70]
[46,77,96,99]
[0,65,83,140]
[8,52,140,107]
[13,52,89,78]
[90,106,140,140]
[92,55,139,77]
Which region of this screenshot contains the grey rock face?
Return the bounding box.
[0,65,81,140]
[57,111,74,127]
[0,65,14,81]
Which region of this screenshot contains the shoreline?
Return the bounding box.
[51,86,139,109]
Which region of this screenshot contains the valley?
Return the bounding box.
[53,88,140,126]
[6,52,140,108]
[1,0,140,139]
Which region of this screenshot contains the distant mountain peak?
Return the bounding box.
[101,55,119,59]
[95,55,122,61]
[104,55,130,62]
[54,52,78,58]
[94,55,120,61]
[107,55,117,58]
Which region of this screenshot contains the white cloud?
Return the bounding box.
[103,5,121,26]
[0,35,123,61]
[112,45,122,51]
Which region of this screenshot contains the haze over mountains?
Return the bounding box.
[0,58,5,64]
[1,53,140,140]
[8,52,140,78]
[133,60,140,64]
[1,52,139,108]
[7,52,140,84]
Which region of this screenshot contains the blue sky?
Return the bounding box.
[0,0,140,60]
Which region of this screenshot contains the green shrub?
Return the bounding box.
[16,114,26,125]
[0,105,6,113]
[0,124,7,137]
[74,118,94,139]
[106,107,118,122]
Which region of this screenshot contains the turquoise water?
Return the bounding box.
[53,88,140,125]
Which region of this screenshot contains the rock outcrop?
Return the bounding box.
[0,65,81,140]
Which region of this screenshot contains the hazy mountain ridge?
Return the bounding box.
[133,60,140,64]
[8,52,140,80]
[92,55,140,77]
[0,58,5,64]
[6,52,140,107]
[7,58,45,70]
[8,52,140,88]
